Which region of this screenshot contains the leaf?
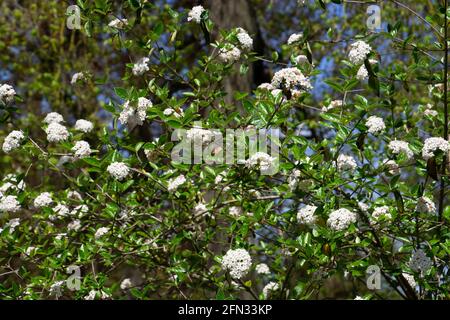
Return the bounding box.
[393,190,404,214]
[364,59,380,96]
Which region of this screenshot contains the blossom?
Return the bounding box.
[108,18,128,29]
[187,5,205,23]
[348,40,372,65]
[388,140,413,159]
[372,206,391,220]
[287,33,303,45]
[358,201,369,213]
[354,296,365,300]
[0,195,20,212]
[67,219,82,231]
[422,137,449,160]
[327,208,357,231]
[107,162,130,181]
[67,190,82,201]
[218,45,241,63]
[2,130,25,153]
[74,119,94,133]
[132,57,150,76]
[0,84,16,103]
[54,204,70,217]
[119,98,151,128]
[297,205,318,226]
[383,159,400,175]
[84,290,109,300]
[70,204,89,217]
[2,218,20,233]
[34,192,53,208]
[194,203,208,215]
[221,248,252,279]
[167,175,186,192]
[163,108,183,118]
[236,28,253,51]
[186,127,215,143]
[0,174,25,192]
[44,112,64,124]
[45,123,69,142]
[72,140,91,159]
[356,65,368,81]
[415,196,436,214]
[336,154,357,172]
[408,249,432,273]
[322,99,343,112]
[271,67,312,92]
[120,278,133,290]
[255,263,270,275]
[95,227,109,239]
[229,206,243,217]
[246,152,276,172]
[294,55,309,65]
[263,282,279,298]
[70,72,87,84]
[365,116,386,135]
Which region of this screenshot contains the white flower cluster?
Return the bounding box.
[336,154,357,172]
[245,152,276,172]
[236,28,253,51]
[120,278,133,290]
[221,248,252,279]
[167,175,186,192]
[297,205,318,226]
[72,140,92,158]
[194,203,208,215]
[423,103,438,117]
[365,116,386,135]
[132,57,150,76]
[372,205,391,220]
[46,122,69,143]
[187,5,205,23]
[186,127,215,143]
[108,18,128,29]
[74,119,94,133]
[388,140,413,159]
[0,84,16,103]
[0,195,21,212]
[257,83,282,97]
[2,130,25,153]
[287,33,303,45]
[408,249,432,273]
[322,99,343,112]
[271,67,312,92]
[229,206,243,217]
[44,112,64,124]
[95,227,109,239]
[356,65,368,81]
[415,196,435,214]
[67,219,81,231]
[263,282,279,298]
[218,45,241,63]
[107,162,130,181]
[255,263,270,275]
[383,159,400,175]
[53,203,70,217]
[119,97,152,128]
[348,40,372,65]
[422,137,449,160]
[34,192,53,208]
[163,108,184,118]
[327,208,357,231]
[0,174,25,193]
[70,72,87,85]
[294,54,309,66]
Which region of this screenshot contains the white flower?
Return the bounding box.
[322,99,343,112]
[366,116,386,135]
[294,55,309,65]
[0,84,16,103]
[236,28,253,51]
[70,204,89,217]
[163,108,183,118]
[221,248,252,279]
[95,227,109,239]
[119,98,151,128]
[72,141,91,158]
[74,119,94,133]
[258,83,275,91]
[408,249,432,273]
[271,67,312,92]
[54,203,70,217]
[70,72,87,84]
[229,206,243,217]
[194,203,208,215]
[3,218,20,233]
[383,159,400,175]
[186,127,215,143]
[255,263,270,275]
[120,278,133,290]
[297,205,318,226]
[45,123,69,142]
[415,196,436,214]
[372,206,392,220]
[34,192,53,208]
[67,190,82,201]
[263,282,279,298]
[327,208,357,231]
[0,174,25,192]
[167,175,186,192]
[356,65,368,81]
[132,57,150,76]
[423,104,438,117]
[336,154,357,171]
[287,33,303,45]
[108,18,128,29]
[422,137,449,160]
[2,130,25,153]
[0,195,20,212]
[218,45,241,63]
[246,152,276,172]
[67,219,81,231]
[84,290,97,300]
[348,40,372,65]
[358,201,369,213]
[354,296,365,300]
[44,112,64,124]
[187,5,205,23]
[107,162,130,181]
[388,140,413,159]
[402,273,417,288]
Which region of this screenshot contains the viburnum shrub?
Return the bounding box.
[0,0,449,300]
